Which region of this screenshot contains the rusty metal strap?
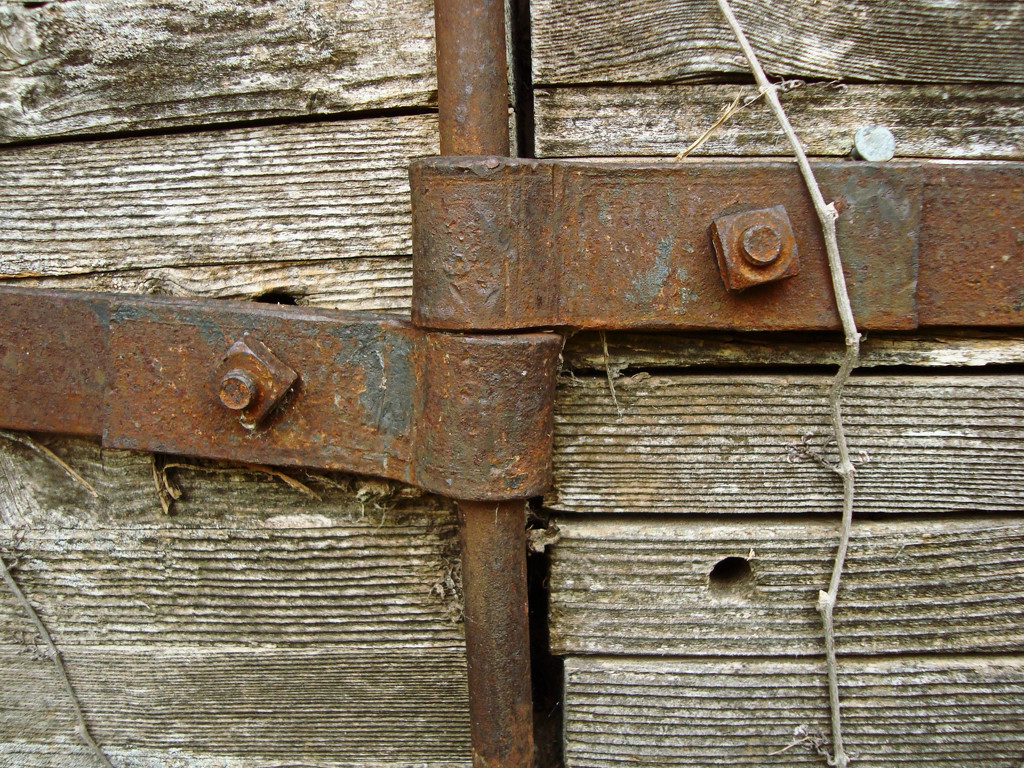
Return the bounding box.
[411,158,1024,331]
[0,288,560,500]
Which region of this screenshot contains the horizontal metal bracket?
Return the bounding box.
[0,288,561,501]
[411,157,1024,331]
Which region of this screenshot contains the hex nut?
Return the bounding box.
[209,335,298,429]
[711,205,799,292]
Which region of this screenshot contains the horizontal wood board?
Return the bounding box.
[0,0,436,143]
[0,647,471,768]
[563,331,1024,370]
[563,656,1024,767]
[550,373,1024,515]
[0,436,470,765]
[0,115,436,279]
[535,84,1024,159]
[549,516,1024,656]
[5,255,414,313]
[531,0,1024,86]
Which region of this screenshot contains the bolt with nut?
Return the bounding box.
[741,223,782,266]
[217,369,258,411]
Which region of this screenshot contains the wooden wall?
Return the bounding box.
[3,0,1024,766]
[0,2,470,766]
[534,1,1024,765]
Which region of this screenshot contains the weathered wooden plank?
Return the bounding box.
[563,656,1024,767]
[550,374,1024,515]
[549,516,1024,656]
[0,437,464,648]
[0,647,471,767]
[535,84,1024,159]
[563,331,1024,371]
[532,0,1024,86]
[0,115,436,279]
[4,256,413,312]
[0,436,470,764]
[0,0,436,143]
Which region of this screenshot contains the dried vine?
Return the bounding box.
[713,1,861,765]
[1,554,115,768]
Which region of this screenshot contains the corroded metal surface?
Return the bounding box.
[209,334,298,428]
[459,500,535,768]
[918,162,1024,326]
[0,287,560,501]
[434,0,509,156]
[412,158,1023,331]
[711,205,800,292]
[0,290,107,436]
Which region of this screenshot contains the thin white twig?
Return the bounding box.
[714,2,860,766]
[0,554,116,768]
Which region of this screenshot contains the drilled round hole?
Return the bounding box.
[708,556,752,592]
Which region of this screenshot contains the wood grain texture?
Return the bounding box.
[535,84,1024,159]
[550,374,1024,515]
[532,0,1024,86]
[563,656,1024,767]
[1,647,470,768]
[0,0,436,142]
[0,436,469,765]
[5,255,414,312]
[549,516,1024,656]
[0,437,464,649]
[0,115,436,279]
[563,331,1024,371]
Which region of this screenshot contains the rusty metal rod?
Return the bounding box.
[434,1,533,764]
[458,500,535,767]
[434,0,510,156]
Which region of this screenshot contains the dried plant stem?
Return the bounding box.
[0,555,116,768]
[674,94,742,160]
[600,331,623,416]
[0,430,99,498]
[714,1,861,766]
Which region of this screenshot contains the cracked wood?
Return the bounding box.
[0,0,436,142]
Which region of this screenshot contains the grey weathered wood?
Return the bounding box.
[550,374,1024,515]
[0,436,470,766]
[563,331,1024,371]
[549,516,1024,656]
[6,256,413,312]
[535,84,1024,159]
[563,656,1024,767]
[0,437,464,648]
[1,647,471,768]
[532,0,1024,86]
[0,0,436,143]
[0,115,436,279]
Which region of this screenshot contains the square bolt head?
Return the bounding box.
[209,334,298,430]
[711,205,799,292]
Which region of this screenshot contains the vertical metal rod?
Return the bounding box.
[458,500,534,767]
[434,0,510,156]
[434,2,532,764]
